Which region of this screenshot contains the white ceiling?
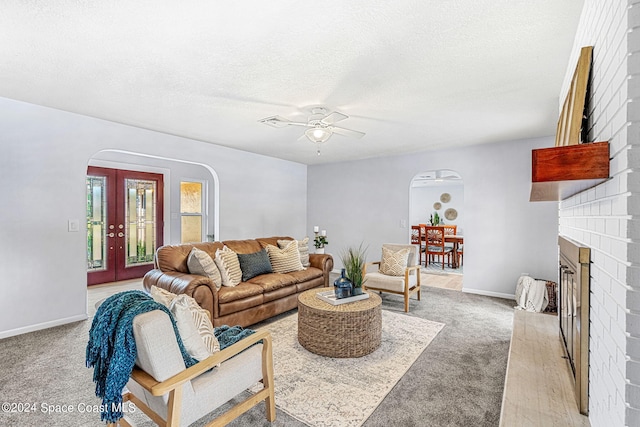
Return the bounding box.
[0,1,584,165]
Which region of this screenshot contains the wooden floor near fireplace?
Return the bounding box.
[500,310,591,426]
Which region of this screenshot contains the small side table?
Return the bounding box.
[297,287,382,358]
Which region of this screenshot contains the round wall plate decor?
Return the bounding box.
[440,193,451,203]
[444,208,458,221]
[433,202,442,210]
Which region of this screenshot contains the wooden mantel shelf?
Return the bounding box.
[529,141,610,202]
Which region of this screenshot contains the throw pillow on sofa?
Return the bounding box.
[277,237,310,267]
[265,240,304,273]
[379,246,410,276]
[150,286,220,361]
[187,247,222,289]
[237,249,273,282]
[214,245,242,287]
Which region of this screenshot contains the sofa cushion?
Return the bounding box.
[187,247,222,289]
[222,239,263,255]
[214,246,242,287]
[284,267,323,284]
[217,283,264,304]
[237,249,273,282]
[379,246,410,276]
[248,272,297,293]
[265,241,304,273]
[278,237,310,267]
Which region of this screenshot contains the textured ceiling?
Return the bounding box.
[0,1,584,165]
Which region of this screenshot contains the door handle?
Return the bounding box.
[118,232,124,238]
[107,232,115,238]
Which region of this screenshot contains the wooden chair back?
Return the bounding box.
[410,225,421,244]
[443,225,457,235]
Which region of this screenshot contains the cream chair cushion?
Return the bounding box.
[363,271,418,292]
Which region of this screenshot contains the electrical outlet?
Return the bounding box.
[400,219,407,228]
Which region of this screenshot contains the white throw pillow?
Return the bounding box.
[187,247,222,289]
[150,286,220,361]
[278,237,310,267]
[265,240,304,273]
[214,246,242,287]
[169,295,220,361]
[379,247,410,276]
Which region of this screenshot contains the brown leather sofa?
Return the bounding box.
[143,236,334,327]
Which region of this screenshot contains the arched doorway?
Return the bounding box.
[410,169,464,290]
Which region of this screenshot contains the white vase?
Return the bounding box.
[316,247,325,254]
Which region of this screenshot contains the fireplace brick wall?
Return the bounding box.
[558,1,640,426]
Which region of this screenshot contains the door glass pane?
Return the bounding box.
[125,178,156,267]
[87,176,107,271]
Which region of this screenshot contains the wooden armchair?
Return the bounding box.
[363,244,421,312]
[109,310,275,427]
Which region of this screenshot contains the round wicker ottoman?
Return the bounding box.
[297,287,382,358]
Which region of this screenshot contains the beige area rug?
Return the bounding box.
[251,310,445,427]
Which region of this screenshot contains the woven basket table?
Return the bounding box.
[297,287,382,358]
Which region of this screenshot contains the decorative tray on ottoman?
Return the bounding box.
[316,290,370,305]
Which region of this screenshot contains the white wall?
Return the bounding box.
[0,97,307,338]
[559,1,640,425]
[308,137,559,297]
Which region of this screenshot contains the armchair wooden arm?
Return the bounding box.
[363,261,381,276]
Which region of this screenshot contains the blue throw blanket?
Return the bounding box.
[86,290,198,423]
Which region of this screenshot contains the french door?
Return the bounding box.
[86,167,164,286]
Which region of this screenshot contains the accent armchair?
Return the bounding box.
[363,244,421,312]
[109,310,275,427]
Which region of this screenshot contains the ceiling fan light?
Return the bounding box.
[305,127,332,143]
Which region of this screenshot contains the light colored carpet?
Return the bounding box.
[251,310,445,427]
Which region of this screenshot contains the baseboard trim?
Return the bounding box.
[0,314,88,339]
[462,288,515,300]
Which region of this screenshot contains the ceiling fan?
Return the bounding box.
[259,107,365,154]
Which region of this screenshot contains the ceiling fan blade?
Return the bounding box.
[321,111,349,125]
[259,115,308,128]
[331,126,365,139]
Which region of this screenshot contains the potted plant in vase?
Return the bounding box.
[340,243,368,296]
[313,228,328,254]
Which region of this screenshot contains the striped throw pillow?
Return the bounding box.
[278,237,310,267]
[265,240,304,273]
[379,247,410,276]
[214,246,242,287]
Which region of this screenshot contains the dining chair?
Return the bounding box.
[442,225,457,250]
[425,226,453,269]
[442,225,457,236]
[410,225,426,265]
